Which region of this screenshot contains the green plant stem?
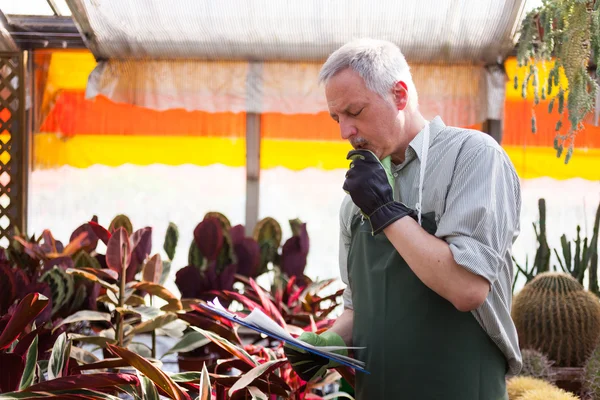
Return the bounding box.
[117,262,127,347]
[150,295,156,358]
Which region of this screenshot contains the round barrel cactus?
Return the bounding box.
[512,272,600,367]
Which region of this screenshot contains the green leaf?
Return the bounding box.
[132,282,182,310]
[159,260,171,286]
[142,254,163,284]
[131,306,162,321]
[70,345,100,364]
[169,372,201,382]
[106,344,191,400]
[161,331,210,359]
[52,310,112,333]
[66,268,119,293]
[128,342,153,358]
[0,392,48,398]
[164,222,179,261]
[48,332,70,380]
[73,250,102,269]
[18,335,38,389]
[321,393,356,399]
[131,313,178,336]
[228,359,286,396]
[138,371,160,400]
[68,333,116,348]
[247,386,268,400]
[198,362,211,400]
[155,319,187,339]
[191,326,257,367]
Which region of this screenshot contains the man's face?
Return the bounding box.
[325,68,406,160]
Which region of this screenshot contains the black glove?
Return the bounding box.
[343,149,417,235]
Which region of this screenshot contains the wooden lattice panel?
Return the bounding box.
[0,52,26,248]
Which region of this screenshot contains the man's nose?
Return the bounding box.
[340,118,357,140]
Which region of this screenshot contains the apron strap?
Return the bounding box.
[415,123,430,226]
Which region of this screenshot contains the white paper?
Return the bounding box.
[206,297,366,368]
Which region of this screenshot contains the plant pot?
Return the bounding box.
[177,352,221,372]
[553,366,584,396]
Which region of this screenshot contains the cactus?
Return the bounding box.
[589,202,600,297]
[253,217,282,275]
[109,214,133,235]
[519,349,556,383]
[518,388,580,400]
[583,340,600,399]
[507,376,558,400]
[514,199,550,284]
[163,222,179,261]
[554,226,591,284]
[512,272,600,367]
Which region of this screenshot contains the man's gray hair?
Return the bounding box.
[319,38,418,103]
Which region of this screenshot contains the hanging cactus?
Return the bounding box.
[163,222,179,261]
[512,272,600,367]
[109,214,133,235]
[519,349,556,383]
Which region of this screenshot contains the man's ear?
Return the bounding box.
[393,81,409,111]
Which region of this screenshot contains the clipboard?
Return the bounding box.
[197,302,369,374]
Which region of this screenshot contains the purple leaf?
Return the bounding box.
[25,282,53,325]
[194,218,223,261]
[13,267,32,301]
[175,266,204,299]
[0,263,16,315]
[233,238,260,278]
[70,222,99,253]
[106,228,131,277]
[128,227,153,282]
[280,224,309,279]
[0,292,49,350]
[88,220,111,246]
[219,264,238,292]
[0,353,25,393]
[230,224,245,244]
[24,372,140,392]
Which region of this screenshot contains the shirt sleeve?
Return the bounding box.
[339,195,354,309]
[434,141,521,285]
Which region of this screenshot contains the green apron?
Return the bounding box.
[347,211,508,399]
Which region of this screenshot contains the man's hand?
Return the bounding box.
[284,331,347,382]
[343,149,417,235]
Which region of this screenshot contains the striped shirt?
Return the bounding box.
[338,116,523,375]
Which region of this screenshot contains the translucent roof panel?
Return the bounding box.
[68,0,532,63]
[0,0,52,16]
[0,0,71,16]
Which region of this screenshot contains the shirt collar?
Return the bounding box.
[393,116,446,171]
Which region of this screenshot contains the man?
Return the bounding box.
[284,38,522,399]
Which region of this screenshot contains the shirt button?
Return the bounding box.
[393,173,398,177]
